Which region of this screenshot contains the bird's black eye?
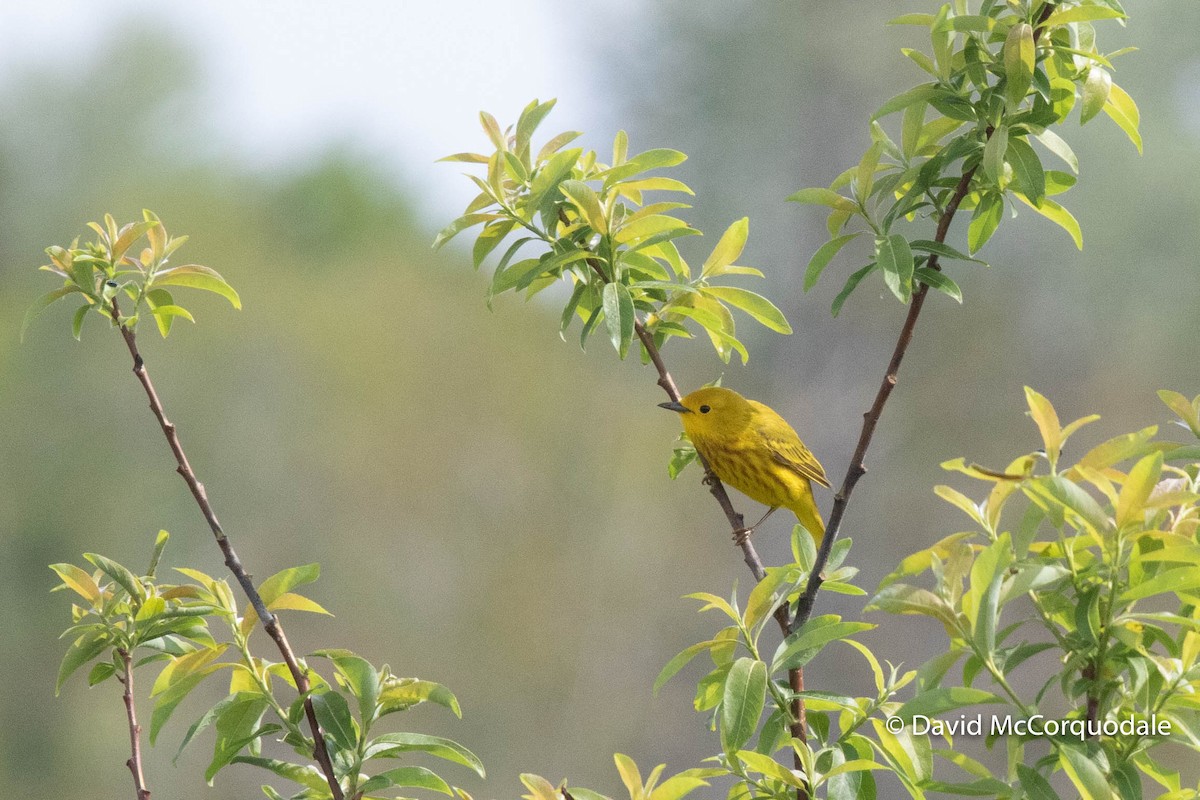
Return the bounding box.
[699,404,711,414]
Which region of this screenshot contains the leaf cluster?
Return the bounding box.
[24,210,240,341]
[866,388,1200,799]
[54,536,481,800]
[436,100,791,364]
[791,0,1139,315]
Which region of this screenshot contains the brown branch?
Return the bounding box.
[792,165,978,631]
[109,302,345,800]
[119,649,151,800]
[631,318,810,781]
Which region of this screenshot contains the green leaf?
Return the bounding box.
[1121,566,1200,603]
[831,263,876,317]
[315,649,380,726]
[914,268,962,302]
[364,732,486,778]
[602,282,635,359]
[1117,452,1163,528]
[654,641,719,695]
[1042,6,1125,27]
[49,563,102,604]
[982,125,1009,186]
[84,553,146,603]
[56,630,110,694]
[1007,138,1045,206]
[1081,67,1112,125]
[1104,83,1142,154]
[701,217,749,276]
[804,234,860,291]
[1016,765,1058,800]
[360,766,453,796]
[786,188,857,212]
[377,677,462,718]
[152,265,242,309]
[894,687,1004,721]
[1015,194,1082,250]
[968,194,1002,254]
[1034,128,1079,173]
[256,563,320,606]
[312,691,358,752]
[877,234,914,303]
[871,83,939,120]
[1003,23,1035,108]
[71,303,91,340]
[21,285,82,342]
[909,240,983,264]
[560,179,608,235]
[772,615,874,672]
[702,287,790,334]
[1059,745,1115,800]
[720,658,766,754]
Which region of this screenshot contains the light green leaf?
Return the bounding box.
[21,285,82,342]
[701,217,749,277]
[786,187,857,212]
[1007,138,1045,206]
[1003,23,1035,108]
[831,263,876,317]
[772,615,874,672]
[877,234,914,303]
[364,732,485,778]
[804,234,860,292]
[894,687,1005,722]
[1034,128,1079,173]
[602,282,635,359]
[968,193,1002,254]
[1059,745,1115,800]
[1081,67,1112,125]
[914,268,961,303]
[871,83,939,120]
[1041,6,1125,28]
[1104,82,1142,154]
[151,265,241,309]
[1015,194,1082,249]
[702,286,790,334]
[720,658,766,754]
[983,125,1009,186]
[360,766,453,796]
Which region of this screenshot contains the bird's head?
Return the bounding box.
[658,386,753,438]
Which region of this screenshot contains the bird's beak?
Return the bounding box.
[658,400,690,413]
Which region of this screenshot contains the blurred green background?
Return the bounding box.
[2,2,1198,797]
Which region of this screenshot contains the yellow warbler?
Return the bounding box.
[660,386,829,543]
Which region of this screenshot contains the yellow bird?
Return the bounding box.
[660,386,829,544]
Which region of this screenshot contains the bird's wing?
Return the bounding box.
[756,418,831,489]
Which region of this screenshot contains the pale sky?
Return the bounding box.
[0,0,611,222]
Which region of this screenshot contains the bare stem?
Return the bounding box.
[109,302,345,800]
[119,649,151,800]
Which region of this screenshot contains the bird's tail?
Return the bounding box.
[791,487,826,546]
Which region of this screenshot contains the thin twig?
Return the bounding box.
[791,166,977,632]
[109,301,345,800]
[119,649,151,800]
[793,0,1057,632]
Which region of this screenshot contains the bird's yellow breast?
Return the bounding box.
[693,432,808,510]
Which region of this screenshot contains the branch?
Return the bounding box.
[109,302,345,800]
[792,165,977,631]
[631,316,811,782]
[792,0,1056,632]
[119,649,151,800]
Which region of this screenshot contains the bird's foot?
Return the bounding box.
[732,527,756,546]
[702,473,716,487]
